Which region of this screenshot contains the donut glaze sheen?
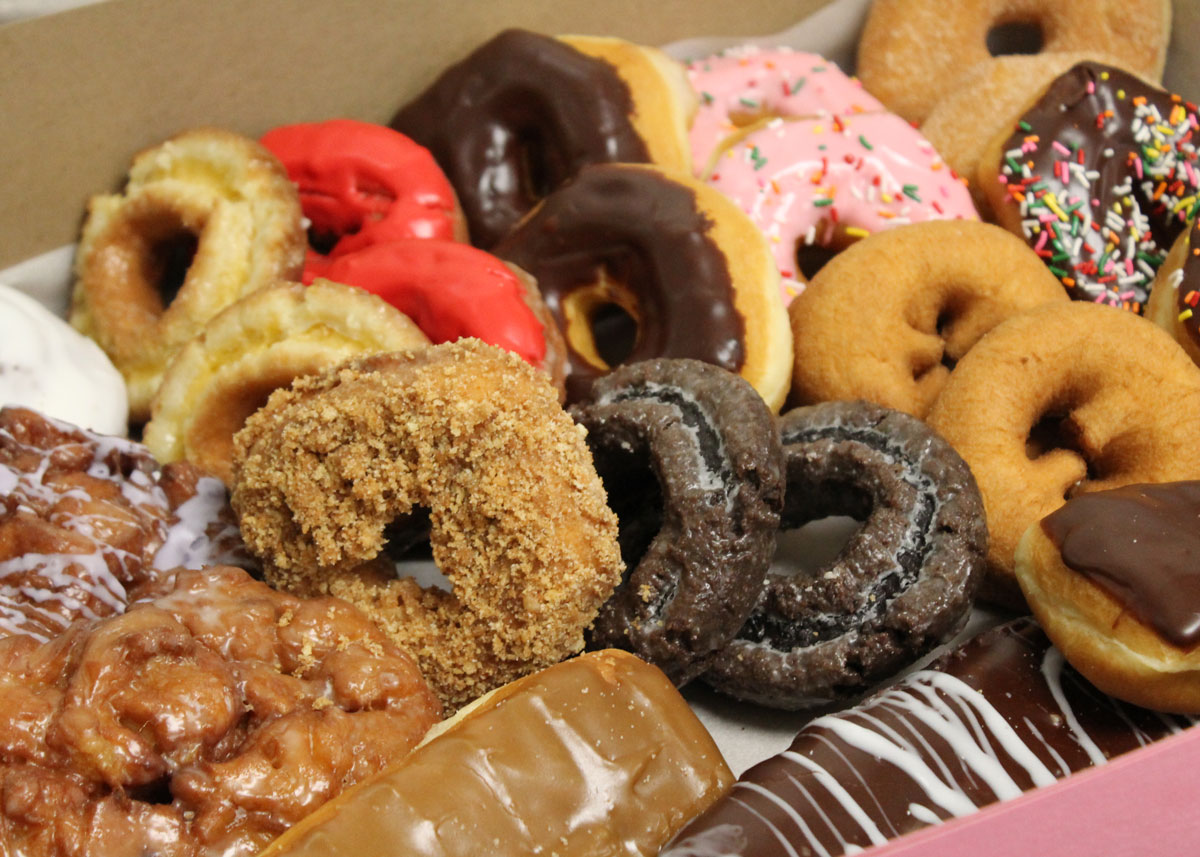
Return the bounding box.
[495,163,792,410]
[857,0,1170,124]
[788,220,1068,417]
[259,119,466,280]
[981,61,1200,313]
[704,400,986,710]
[927,301,1200,606]
[570,359,785,685]
[663,619,1195,857]
[391,29,692,249]
[1017,481,1200,713]
[707,112,977,302]
[685,46,884,178]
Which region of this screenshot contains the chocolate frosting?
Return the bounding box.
[1041,481,1200,649]
[495,164,745,403]
[663,619,1196,857]
[390,29,652,249]
[997,62,1200,311]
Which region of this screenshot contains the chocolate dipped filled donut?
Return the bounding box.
[704,400,986,710]
[981,61,1200,313]
[570,359,785,685]
[495,163,792,410]
[391,29,693,249]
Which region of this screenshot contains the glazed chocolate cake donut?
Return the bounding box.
[570,359,785,685]
[495,163,792,410]
[391,29,692,249]
[704,400,987,710]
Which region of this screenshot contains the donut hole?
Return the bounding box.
[772,516,863,578]
[382,508,433,561]
[1026,410,1076,459]
[127,776,174,806]
[986,20,1045,57]
[591,302,640,367]
[516,125,563,202]
[795,244,841,281]
[307,226,342,256]
[590,441,663,572]
[146,227,199,310]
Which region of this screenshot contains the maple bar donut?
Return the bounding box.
[1146,216,1200,366]
[143,279,430,485]
[494,163,793,410]
[391,29,694,249]
[856,0,1170,124]
[663,619,1195,857]
[260,118,467,281]
[260,650,734,857]
[789,220,1068,417]
[231,340,623,707]
[927,301,1200,607]
[570,359,785,685]
[318,238,566,388]
[980,61,1200,313]
[0,565,442,856]
[1016,481,1200,713]
[685,45,884,178]
[704,400,987,710]
[0,283,128,436]
[706,112,977,303]
[72,128,306,420]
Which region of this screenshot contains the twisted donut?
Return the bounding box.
[230,340,623,707]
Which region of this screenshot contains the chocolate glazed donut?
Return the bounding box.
[391,29,653,249]
[705,400,987,709]
[571,359,785,685]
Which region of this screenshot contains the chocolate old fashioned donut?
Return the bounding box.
[705,400,987,709]
[571,359,785,685]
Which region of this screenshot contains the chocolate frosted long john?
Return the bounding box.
[663,619,1196,857]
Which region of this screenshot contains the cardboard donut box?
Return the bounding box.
[1,0,1199,854]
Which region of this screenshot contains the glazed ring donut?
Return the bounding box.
[685,45,884,178]
[72,128,306,420]
[143,279,430,485]
[318,238,566,390]
[927,301,1200,607]
[1145,216,1200,366]
[703,400,986,710]
[259,119,468,280]
[1016,481,1200,713]
[706,112,977,302]
[391,29,693,249]
[230,340,623,707]
[919,51,1119,216]
[856,0,1171,124]
[569,359,785,685]
[788,220,1068,418]
[494,163,793,410]
[980,61,1200,313]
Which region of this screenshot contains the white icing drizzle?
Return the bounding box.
[1040,647,1108,766]
[153,476,243,571]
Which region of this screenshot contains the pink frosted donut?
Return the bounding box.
[708,113,979,302]
[686,46,884,178]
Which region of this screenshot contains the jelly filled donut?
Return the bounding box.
[1146,216,1200,366]
[231,340,623,707]
[685,45,884,178]
[707,112,977,302]
[391,29,693,249]
[570,359,785,685]
[73,128,306,420]
[494,163,792,410]
[980,61,1200,313]
[856,0,1170,124]
[788,220,1068,417]
[927,301,1200,607]
[1017,481,1200,713]
[703,400,987,710]
[260,119,467,280]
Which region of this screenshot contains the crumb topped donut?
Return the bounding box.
[72,128,306,420]
[856,0,1170,124]
[230,340,623,707]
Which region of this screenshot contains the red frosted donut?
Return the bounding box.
[260,119,467,280]
[320,238,563,381]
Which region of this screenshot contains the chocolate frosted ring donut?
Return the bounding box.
[704,400,987,709]
[570,359,784,685]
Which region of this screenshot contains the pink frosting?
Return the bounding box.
[686,46,884,177]
[708,113,979,302]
